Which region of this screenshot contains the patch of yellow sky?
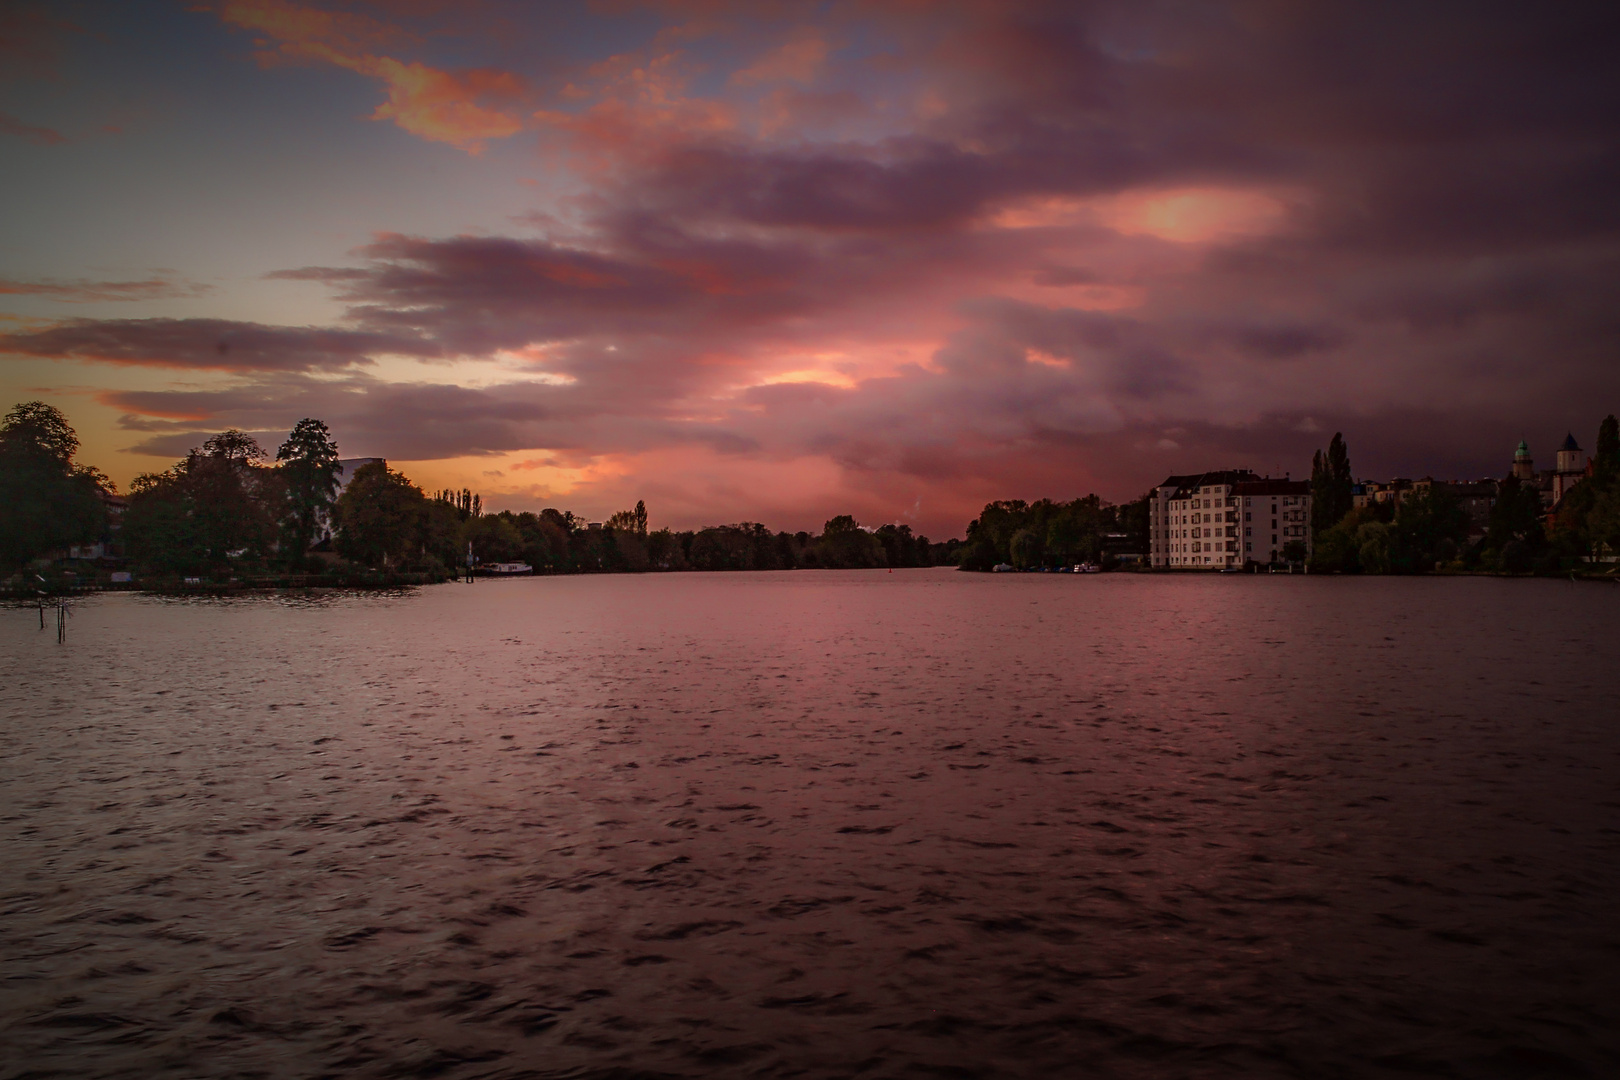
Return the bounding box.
[399,443,851,528]
[991,185,1299,242]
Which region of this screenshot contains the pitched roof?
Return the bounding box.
[1154,470,1263,499]
[1561,432,1581,452]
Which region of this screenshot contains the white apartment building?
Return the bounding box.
[1150,470,1313,569]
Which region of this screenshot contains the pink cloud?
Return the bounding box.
[214,0,527,153]
[0,274,212,302]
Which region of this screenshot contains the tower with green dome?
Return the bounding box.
[1511,439,1534,482]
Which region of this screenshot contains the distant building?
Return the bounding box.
[66,491,128,561]
[1149,470,1311,569]
[1512,440,1535,482]
[1553,434,1586,505]
[1509,437,1587,511]
[1448,480,1498,540]
[1355,478,1412,507]
[1354,475,1497,541]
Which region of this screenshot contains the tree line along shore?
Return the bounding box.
[0,403,960,591]
[1300,421,1620,576]
[3,399,1616,593]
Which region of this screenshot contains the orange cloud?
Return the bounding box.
[536,51,735,164]
[215,0,526,153]
[990,187,1300,244]
[731,33,829,86]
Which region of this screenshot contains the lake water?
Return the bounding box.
[3,570,1619,1079]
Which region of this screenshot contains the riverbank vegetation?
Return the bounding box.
[1,401,115,574]
[2,403,954,588]
[956,495,1151,571]
[1308,417,1620,575]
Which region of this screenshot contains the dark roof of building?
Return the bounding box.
[1155,470,1262,498]
[1561,432,1581,452]
[1233,479,1310,497]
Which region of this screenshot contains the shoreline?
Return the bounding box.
[7,564,1616,599]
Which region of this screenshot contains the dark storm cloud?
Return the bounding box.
[102,370,753,463]
[102,375,568,460]
[1,318,436,371]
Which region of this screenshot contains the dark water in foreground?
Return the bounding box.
[3,571,1619,1079]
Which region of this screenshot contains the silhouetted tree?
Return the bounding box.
[1484,474,1546,572]
[334,462,426,567]
[1390,484,1469,571]
[124,431,280,573]
[1311,432,1353,537]
[816,515,884,568]
[276,418,341,564]
[0,401,109,572]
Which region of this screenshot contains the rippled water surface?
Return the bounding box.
[4,571,1620,1079]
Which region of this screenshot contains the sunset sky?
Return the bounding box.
[3,1,1617,536]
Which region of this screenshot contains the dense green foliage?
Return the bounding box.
[1388,483,1470,571]
[957,493,1150,571]
[441,513,941,575]
[0,402,110,572]
[1309,412,1618,574]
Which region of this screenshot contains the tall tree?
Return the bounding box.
[0,401,109,571]
[607,500,650,536]
[276,418,341,562]
[1311,432,1353,536]
[1590,482,1620,557]
[1555,413,1620,560]
[1484,474,1546,572]
[1595,414,1619,481]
